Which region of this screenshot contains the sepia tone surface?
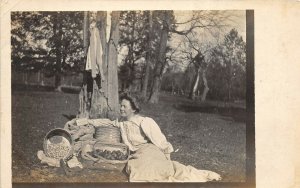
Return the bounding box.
[1,0,300,188]
[10,9,248,183]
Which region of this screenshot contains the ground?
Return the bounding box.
[12,88,246,183]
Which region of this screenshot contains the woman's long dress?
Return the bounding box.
[117,116,221,182]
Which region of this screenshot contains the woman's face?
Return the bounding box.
[120,99,135,119]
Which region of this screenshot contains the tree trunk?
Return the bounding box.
[148,76,162,103]
[189,66,201,100]
[128,13,136,92]
[83,11,90,55]
[228,60,232,101]
[200,69,209,101]
[54,12,63,91]
[148,11,171,104]
[78,11,120,119]
[171,81,175,95]
[37,70,40,83]
[141,11,153,101]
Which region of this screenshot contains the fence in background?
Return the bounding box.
[12,71,83,88]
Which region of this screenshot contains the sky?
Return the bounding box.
[174,10,246,40]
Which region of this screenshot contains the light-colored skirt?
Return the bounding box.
[126,144,221,182]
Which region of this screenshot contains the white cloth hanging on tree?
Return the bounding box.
[106,11,112,42]
[85,22,104,80]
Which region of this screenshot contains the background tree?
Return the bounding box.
[222,28,246,101]
[11,11,84,89]
[118,10,177,103]
[49,12,84,90]
[11,12,49,72]
[148,10,176,103]
[173,30,217,101]
[188,52,206,100]
[118,11,149,92]
[161,65,186,95]
[141,10,154,101]
[206,28,246,101]
[11,11,246,106]
[147,10,236,103]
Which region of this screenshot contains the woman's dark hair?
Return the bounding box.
[119,93,140,113]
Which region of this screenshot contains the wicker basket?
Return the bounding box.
[92,142,129,164]
[94,126,121,143]
[43,128,74,160]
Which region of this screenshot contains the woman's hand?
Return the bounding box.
[113,119,121,127]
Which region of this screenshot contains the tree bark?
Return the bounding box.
[54,12,63,90]
[128,12,136,91]
[228,60,232,101]
[78,11,120,119]
[200,69,209,101]
[83,11,90,54]
[171,81,175,95]
[148,11,171,104]
[148,75,162,103]
[188,66,201,100]
[141,11,153,101]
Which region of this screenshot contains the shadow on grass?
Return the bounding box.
[12,84,55,92]
[174,104,247,123]
[60,86,81,94]
[62,114,77,120]
[12,84,81,94]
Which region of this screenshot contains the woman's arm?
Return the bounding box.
[87,118,116,127]
[140,117,174,155]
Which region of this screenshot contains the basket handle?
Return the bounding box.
[81,152,98,162]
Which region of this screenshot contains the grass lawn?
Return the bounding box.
[12,90,246,182]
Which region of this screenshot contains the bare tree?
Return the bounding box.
[147,10,234,103]
[171,10,233,36]
[180,33,218,101]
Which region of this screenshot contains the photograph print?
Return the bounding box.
[11,10,254,186]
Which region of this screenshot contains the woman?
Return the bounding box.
[118,94,173,159]
[117,93,221,182]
